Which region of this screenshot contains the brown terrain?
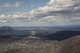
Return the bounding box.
[0,26,80,53]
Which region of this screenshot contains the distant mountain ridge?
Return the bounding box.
[12,25,80,30]
[0,26,13,31]
[0,26,29,36]
[0,26,80,41]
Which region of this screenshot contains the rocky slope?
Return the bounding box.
[0,36,80,53]
[58,36,80,53]
[0,27,80,53]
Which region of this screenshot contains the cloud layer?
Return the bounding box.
[0,1,23,8]
[0,0,80,26]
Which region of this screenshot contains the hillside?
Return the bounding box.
[58,36,80,53]
[0,27,80,53]
[0,36,80,53]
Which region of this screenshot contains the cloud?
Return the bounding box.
[0,1,24,8]
[0,0,80,26]
[26,0,80,25]
[0,20,7,23]
[28,0,80,16]
[0,14,5,18]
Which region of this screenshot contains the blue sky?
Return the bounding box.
[0,0,49,14]
[0,0,80,27]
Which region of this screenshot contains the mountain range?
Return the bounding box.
[0,26,80,53]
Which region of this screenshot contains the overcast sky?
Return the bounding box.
[0,0,80,27]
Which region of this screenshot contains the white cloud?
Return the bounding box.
[0,0,80,26]
[0,1,24,8]
[0,14,5,18]
[0,20,7,23]
[26,0,80,24]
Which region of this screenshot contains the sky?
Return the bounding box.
[0,0,80,27]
